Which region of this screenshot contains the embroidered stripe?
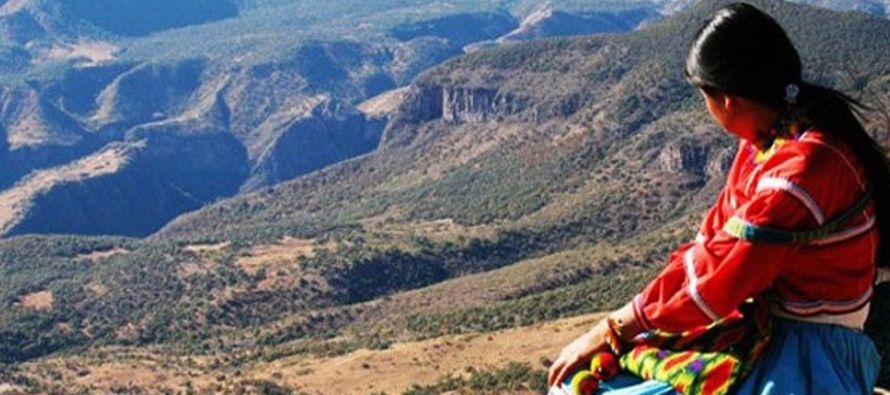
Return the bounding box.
[722,191,871,244]
[756,177,825,225]
[683,249,720,322]
[722,216,799,243]
[778,287,873,316]
[809,215,875,246]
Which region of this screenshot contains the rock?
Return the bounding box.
[658,142,710,175]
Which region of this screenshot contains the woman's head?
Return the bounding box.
[687,2,890,267]
[686,2,801,110]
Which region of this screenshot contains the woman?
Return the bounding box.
[548,3,887,394]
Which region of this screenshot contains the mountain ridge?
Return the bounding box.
[1,0,890,392]
[0,0,662,238]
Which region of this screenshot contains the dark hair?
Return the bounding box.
[686,2,890,267]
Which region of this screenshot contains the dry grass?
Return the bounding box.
[18,290,53,311]
[184,241,230,254]
[357,87,409,119]
[17,313,602,394]
[237,237,329,275]
[42,41,118,67]
[86,281,108,297]
[256,312,602,395]
[19,348,218,393]
[178,242,230,278]
[75,247,130,263]
[360,217,498,247]
[0,383,27,394]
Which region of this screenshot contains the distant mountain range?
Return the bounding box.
[0,0,662,238]
[1,1,889,392]
[657,0,890,15]
[0,0,887,238]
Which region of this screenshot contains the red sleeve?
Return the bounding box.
[633,182,819,333]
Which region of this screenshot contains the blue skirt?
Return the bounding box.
[591,318,881,395]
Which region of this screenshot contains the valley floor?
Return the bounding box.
[13,313,603,394]
[263,313,601,394]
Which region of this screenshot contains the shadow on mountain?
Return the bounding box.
[57,0,239,37]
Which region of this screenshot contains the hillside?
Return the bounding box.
[0,0,661,238]
[1,0,889,393]
[656,0,890,15]
[1,0,885,239]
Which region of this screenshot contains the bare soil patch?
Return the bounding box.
[18,290,53,311]
[257,313,603,394]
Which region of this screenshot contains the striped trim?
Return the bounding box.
[756,177,825,225]
[722,190,871,244]
[777,287,873,316]
[722,216,798,243]
[683,249,720,322]
[809,215,875,246]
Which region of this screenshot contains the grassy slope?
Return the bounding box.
[2,0,890,392]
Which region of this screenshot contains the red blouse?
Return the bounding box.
[634,129,877,333]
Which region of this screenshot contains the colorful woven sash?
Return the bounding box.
[614,189,871,394]
[722,190,871,244]
[619,299,772,395]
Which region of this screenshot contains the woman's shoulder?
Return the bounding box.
[767,128,867,185]
[758,127,869,221]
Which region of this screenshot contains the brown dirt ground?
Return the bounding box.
[253,312,603,395]
[18,290,53,311]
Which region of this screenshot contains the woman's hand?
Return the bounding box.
[547,303,642,387]
[547,319,612,387]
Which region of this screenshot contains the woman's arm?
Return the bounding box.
[547,302,644,386]
[549,174,819,386]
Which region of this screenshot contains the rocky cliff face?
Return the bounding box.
[382,83,530,147]
[441,87,518,123]
[0,2,668,237]
[0,42,399,236]
[657,141,711,175]
[3,3,890,391]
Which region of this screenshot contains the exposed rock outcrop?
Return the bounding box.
[657,142,711,175]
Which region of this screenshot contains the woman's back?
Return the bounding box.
[712,128,877,326]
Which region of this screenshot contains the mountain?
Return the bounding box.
[788,0,890,16]
[656,0,890,15]
[1,0,889,393]
[0,0,660,238]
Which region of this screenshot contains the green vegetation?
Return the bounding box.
[404,362,547,395]
[2,0,890,391]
